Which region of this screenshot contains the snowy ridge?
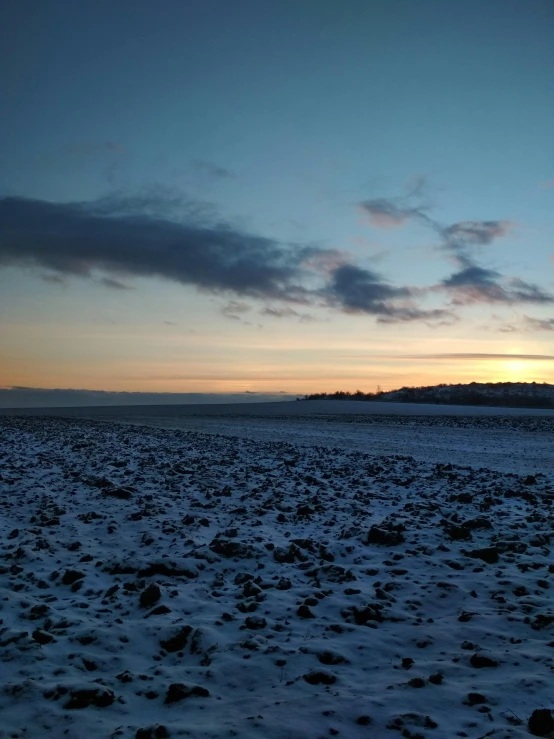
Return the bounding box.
[377,382,554,408]
[1,416,554,738]
[303,383,554,409]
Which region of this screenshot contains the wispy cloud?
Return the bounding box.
[98,276,133,290]
[433,215,513,266]
[66,141,127,157]
[221,300,252,320]
[524,316,554,331]
[340,352,554,361]
[301,249,349,274]
[359,198,432,229]
[398,353,554,361]
[359,189,551,308]
[192,160,235,180]
[358,179,434,230]
[64,141,128,185]
[443,220,512,247]
[260,306,316,322]
[41,273,66,285]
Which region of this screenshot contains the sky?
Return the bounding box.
[1,0,553,404]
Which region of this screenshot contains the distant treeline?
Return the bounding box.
[300,390,382,401]
[300,383,554,409]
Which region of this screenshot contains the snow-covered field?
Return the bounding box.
[107,413,554,477]
[1,413,554,739]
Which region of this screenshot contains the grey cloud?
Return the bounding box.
[442,265,500,288]
[324,264,452,323]
[509,279,554,303]
[0,195,321,303]
[442,266,554,305]
[433,218,541,305]
[326,264,407,310]
[441,265,506,304]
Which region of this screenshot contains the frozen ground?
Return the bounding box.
[109,413,554,477]
[4,399,554,475]
[1,413,554,739]
[4,398,554,417]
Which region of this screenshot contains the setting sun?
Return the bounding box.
[505,358,527,379]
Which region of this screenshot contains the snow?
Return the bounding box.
[4,398,554,418]
[104,412,554,476]
[1,412,554,738]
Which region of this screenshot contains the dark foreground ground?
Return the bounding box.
[1,414,554,738]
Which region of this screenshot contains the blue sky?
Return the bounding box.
[1,0,553,400]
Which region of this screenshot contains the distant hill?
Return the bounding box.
[303,382,554,409]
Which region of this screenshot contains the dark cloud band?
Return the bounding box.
[0,195,318,302]
[0,194,451,324]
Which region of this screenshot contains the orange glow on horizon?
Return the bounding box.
[1,357,552,395]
